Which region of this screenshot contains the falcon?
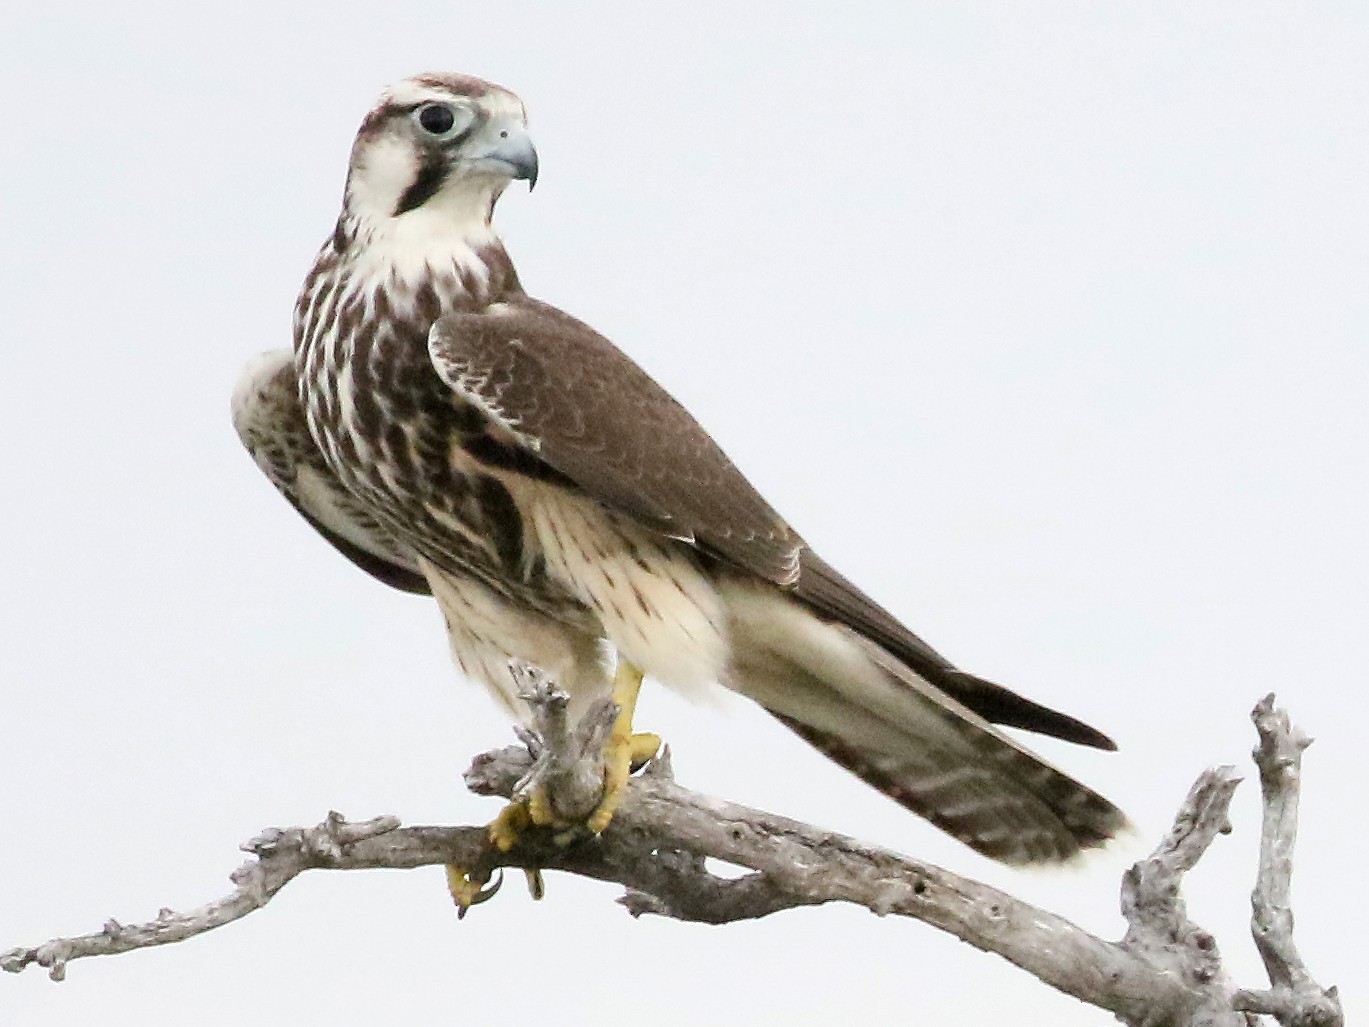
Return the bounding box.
[233,73,1127,904]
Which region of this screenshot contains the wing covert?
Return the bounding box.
[429,299,805,586]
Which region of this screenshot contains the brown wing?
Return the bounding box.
[429,300,1114,750]
[795,551,1115,749]
[429,298,803,586]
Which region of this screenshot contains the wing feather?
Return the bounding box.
[429,299,803,585]
[232,350,431,595]
[795,551,1116,749]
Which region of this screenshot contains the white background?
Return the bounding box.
[2,3,1364,1024]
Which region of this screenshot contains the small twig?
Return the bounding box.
[1231,695,1343,1027]
[1118,767,1249,1027]
[0,813,407,981]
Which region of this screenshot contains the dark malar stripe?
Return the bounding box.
[393,125,479,216]
[394,152,450,215]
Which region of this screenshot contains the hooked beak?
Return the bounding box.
[470,120,539,190]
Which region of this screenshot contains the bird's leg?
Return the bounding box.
[586,659,660,835]
[525,785,556,828]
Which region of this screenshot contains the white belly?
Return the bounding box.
[509,479,729,700]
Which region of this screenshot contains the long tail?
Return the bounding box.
[719,580,1129,865]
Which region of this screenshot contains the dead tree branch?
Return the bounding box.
[2,684,1339,1027]
[1231,697,1343,1027]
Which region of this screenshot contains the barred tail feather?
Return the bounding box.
[719,580,1129,865]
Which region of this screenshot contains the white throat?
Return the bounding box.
[345,169,504,287]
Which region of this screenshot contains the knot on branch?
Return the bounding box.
[237,812,401,873]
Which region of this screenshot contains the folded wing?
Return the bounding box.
[231,350,431,595]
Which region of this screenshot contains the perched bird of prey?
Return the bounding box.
[233,73,1127,884]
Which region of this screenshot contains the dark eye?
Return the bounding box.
[417,103,457,135]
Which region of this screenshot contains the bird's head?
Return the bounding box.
[341,73,537,230]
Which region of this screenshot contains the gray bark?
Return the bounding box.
[1,684,1341,1027]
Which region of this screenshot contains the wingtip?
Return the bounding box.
[1078,725,1120,752]
[940,670,1121,752]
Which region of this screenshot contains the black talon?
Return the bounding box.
[452,867,503,920]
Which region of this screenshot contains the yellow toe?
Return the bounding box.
[586,730,658,835]
[488,800,531,853]
[583,660,656,835]
[526,786,556,828]
[445,865,502,919]
[627,731,662,771]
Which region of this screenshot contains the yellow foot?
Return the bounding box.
[479,796,550,907]
[585,729,660,834]
[479,658,659,885]
[487,798,531,853]
[445,864,502,920]
[487,786,559,853]
[445,801,551,918]
[526,785,556,831]
[586,659,659,835]
[628,731,663,772]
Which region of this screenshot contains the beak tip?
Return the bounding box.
[482,124,539,193]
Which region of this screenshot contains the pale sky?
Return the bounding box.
[2,3,1365,1024]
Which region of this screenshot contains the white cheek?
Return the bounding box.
[346,134,417,219]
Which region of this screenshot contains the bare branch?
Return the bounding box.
[0,813,412,982]
[1,683,1339,1027]
[2,749,1173,1016]
[1118,767,1251,1027]
[1231,695,1343,1027]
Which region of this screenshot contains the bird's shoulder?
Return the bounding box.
[428,296,805,585]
